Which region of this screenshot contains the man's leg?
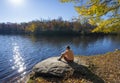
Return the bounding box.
[64,57,73,63]
[64,57,68,62]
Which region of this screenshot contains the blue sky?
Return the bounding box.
[0,0,78,23]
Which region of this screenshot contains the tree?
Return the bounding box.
[60,0,120,33]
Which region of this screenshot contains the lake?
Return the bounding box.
[0,35,120,82]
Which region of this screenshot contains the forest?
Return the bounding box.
[0,18,96,36]
[0,17,119,36]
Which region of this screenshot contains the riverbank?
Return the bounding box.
[27,50,120,83]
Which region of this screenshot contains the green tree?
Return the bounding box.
[60,0,120,33]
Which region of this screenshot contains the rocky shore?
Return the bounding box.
[27,50,120,83]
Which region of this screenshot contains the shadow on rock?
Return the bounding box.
[68,62,105,83]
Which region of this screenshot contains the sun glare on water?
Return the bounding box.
[8,0,25,7]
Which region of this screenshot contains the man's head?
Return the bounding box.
[66,45,70,50]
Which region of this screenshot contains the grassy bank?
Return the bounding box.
[28,50,120,83]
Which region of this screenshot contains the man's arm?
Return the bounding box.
[58,51,66,60]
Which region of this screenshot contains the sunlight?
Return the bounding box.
[8,0,25,7]
[12,42,26,73]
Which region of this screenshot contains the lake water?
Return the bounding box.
[0,35,120,82]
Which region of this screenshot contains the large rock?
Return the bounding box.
[32,57,87,78]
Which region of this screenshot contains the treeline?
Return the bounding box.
[0,19,95,36]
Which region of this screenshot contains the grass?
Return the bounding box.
[27,50,120,83]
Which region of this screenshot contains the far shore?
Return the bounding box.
[27,50,120,83]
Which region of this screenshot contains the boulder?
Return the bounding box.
[32,57,87,78]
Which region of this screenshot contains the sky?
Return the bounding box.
[0,0,78,23]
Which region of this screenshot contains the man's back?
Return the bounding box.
[64,50,74,60]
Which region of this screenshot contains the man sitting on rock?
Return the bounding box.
[58,46,74,62]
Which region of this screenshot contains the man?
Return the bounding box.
[58,46,74,62]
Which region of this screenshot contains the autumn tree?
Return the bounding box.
[60,0,120,33]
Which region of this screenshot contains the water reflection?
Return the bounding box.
[26,35,120,55]
[12,42,26,74]
[27,35,106,50]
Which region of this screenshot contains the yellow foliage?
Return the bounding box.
[75,3,108,17]
[60,0,78,3]
[26,23,37,32]
[92,18,120,33]
[88,19,96,25]
[61,0,120,33]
